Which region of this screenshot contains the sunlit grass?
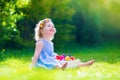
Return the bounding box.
[0,47,120,80]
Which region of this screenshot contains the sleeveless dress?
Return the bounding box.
[35,38,80,69]
[35,38,62,69]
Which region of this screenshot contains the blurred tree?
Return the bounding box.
[0,0,76,49]
[0,0,29,48]
[70,0,120,46]
[17,0,76,48]
[1,0,120,49]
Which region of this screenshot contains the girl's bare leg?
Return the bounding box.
[78,60,95,67]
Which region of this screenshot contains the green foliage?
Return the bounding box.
[16,0,76,48]
[71,0,120,45]
[0,0,120,49]
[0,0,29,48]
[54,24,76,48]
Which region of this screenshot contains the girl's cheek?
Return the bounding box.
[54,28,56,32]
[55,29,56,33]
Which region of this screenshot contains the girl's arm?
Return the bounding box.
[31,41,43,67]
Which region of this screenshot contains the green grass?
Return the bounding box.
[0,46,120,80]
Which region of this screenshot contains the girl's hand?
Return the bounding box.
[29,64,35,68]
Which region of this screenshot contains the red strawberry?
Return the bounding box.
[56,55,61,60]
[70,56,75,60]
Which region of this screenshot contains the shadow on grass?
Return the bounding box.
[0,49,34,62]
[0,45,120,64]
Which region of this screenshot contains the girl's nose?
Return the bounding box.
[52,26,54,28]
[51,26,54,29]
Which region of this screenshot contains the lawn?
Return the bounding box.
[0,46,120,80]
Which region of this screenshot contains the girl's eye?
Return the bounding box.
[48,25,51,27]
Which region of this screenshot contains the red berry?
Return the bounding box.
[56,55,61,60]
[70,56,75,60]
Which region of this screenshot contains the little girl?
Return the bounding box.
[30,18,95,69]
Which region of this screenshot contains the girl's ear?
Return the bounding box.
[40,29,44,33]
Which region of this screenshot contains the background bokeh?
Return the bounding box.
[0,0,120,49]
[0,1,120,79]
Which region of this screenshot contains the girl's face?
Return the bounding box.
[41,22,56,37]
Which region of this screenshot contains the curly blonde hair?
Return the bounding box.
[34,18,52,41]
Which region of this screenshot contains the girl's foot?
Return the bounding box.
[78,60,95,67]
[61,62,67,69]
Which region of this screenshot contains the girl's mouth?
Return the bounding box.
[50,29,55,32]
